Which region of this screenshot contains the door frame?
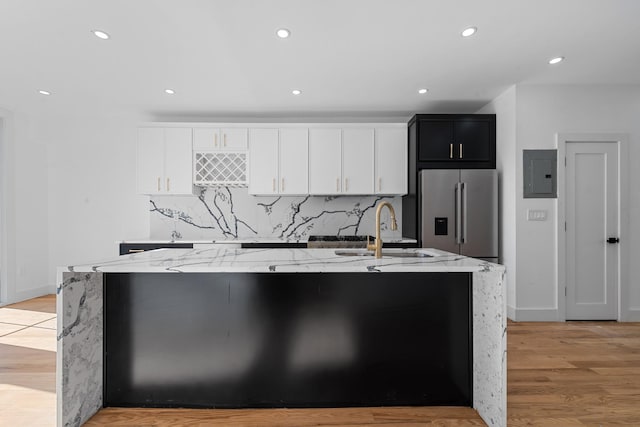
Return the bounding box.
[556,133,630,321]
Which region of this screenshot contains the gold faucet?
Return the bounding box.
[367,201,398,258]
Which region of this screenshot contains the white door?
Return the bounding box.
[164,128,193,195]
[566,142,619,320]
[375,127,407,195]
[137,128,165,194]
[342,129,374,194]
[279,128,308,195]
[248,129,279,195]
[308,128,342,194]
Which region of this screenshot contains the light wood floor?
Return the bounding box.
[2,296,640,426]
[0,295,56,427]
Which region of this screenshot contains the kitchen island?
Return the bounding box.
[57,247,506,427]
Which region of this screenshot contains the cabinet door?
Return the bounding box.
[308,128,342,194]
[248,129,279,195]
[375,127,407,195]
[280,128,309,195]
[164,128,193,194]
[193,128,220,150]
[220,128,248,150]
[454,120,491,162]
[418,120,454,162]
[137,128,165,194]
[342,128,374,194]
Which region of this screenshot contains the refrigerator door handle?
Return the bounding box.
[455,182,462,244]
[461,182,467,244]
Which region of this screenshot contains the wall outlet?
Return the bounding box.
[527,209,547,221]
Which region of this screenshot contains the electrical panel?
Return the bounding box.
[523,149,557,198]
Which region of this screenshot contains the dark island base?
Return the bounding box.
[104,272,472,409]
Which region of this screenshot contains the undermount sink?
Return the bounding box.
[334,249,436,258]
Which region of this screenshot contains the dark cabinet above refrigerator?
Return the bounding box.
[409,114,496,169]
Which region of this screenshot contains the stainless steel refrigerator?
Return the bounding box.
[419,169,498,263]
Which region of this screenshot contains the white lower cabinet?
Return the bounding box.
[248,128,308,195]
[137,127,194,195]
[375,127,407,195]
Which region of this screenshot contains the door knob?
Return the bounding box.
[607,237,620,244]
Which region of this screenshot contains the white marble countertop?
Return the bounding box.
[65,247,502,274]
[118,237,418,244]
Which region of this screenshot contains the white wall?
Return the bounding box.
[0,108,50,303]
[477,86,517,318]
[44,113,150,291]
[0,108,150,303]
[487,84,640,320]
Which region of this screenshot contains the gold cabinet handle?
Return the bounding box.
[157,177,161,191]
[128,249,145,253]
[459,143,463,159]
[345,178,349,192]
[223,133,227,147]
[272,178,276,192]
[166,178,170,191]
[281,178,285,192]
[214,133,218,147]
[336,177,340,192]
[378,177,382,192]
[450,143,453,159]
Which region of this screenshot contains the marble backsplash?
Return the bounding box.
[149,187,402,240]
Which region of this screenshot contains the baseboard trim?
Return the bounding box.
[622,308,640,322]
[507,305,516,321]
[513,307,561,322]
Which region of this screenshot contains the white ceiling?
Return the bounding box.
[1,0,639,119]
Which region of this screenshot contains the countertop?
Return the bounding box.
[118,237,418,244]
[65,247,502,274]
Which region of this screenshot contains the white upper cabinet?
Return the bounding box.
[137,127,194,195]
[375,127,407,195]
[309,128,375,195]
[308,128,342,194]
[342,129,375,194]
[248,128,308,195]
[139,123,406,197]
[193,127,248,150]
[279,128,309,195]
[248,129,279,195]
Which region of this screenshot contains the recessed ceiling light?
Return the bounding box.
[276,28,290,39]
[418,88,428,94]
[38,90,51,96]
[292,89,301,95]
[549,56,564,65]
[92,30,110,40]
[165,89,175,95]
[461,27,477,37]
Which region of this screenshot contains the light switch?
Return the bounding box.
[527,209,547,221]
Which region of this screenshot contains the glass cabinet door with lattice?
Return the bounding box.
[193,151,248,187]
